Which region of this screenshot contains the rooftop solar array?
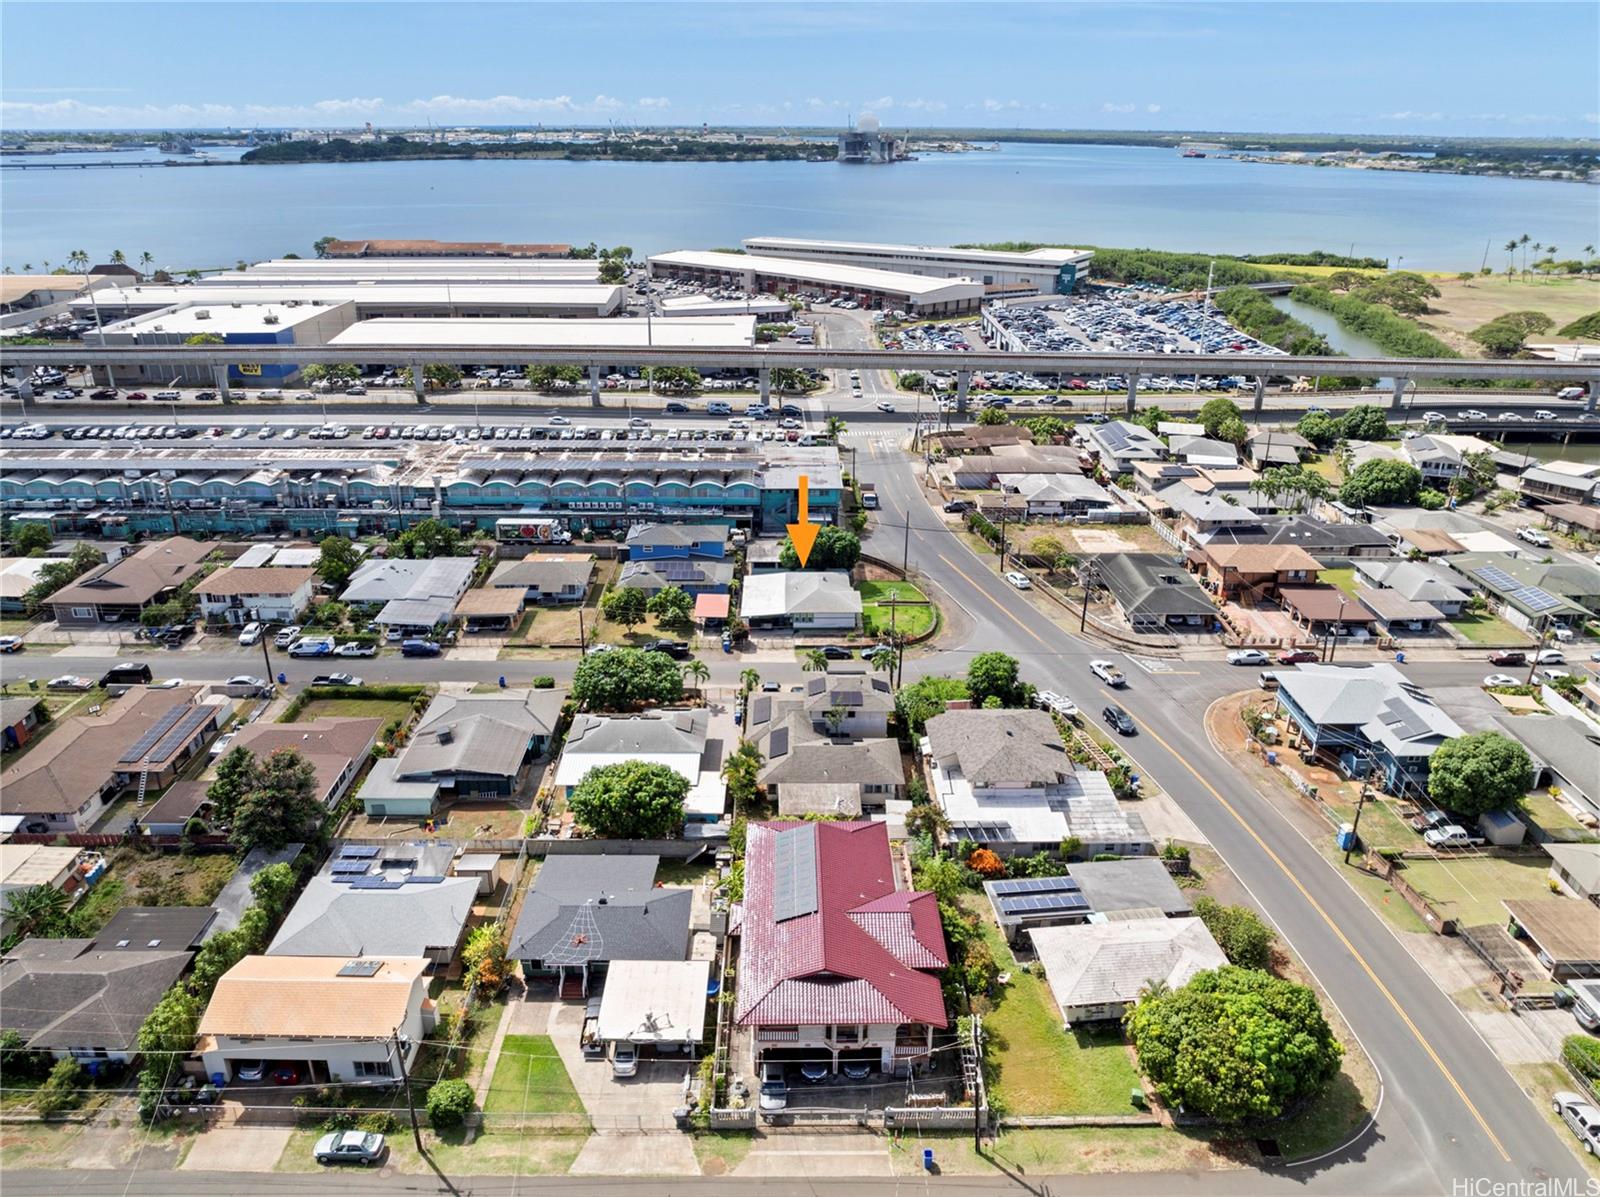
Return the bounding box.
[989,875,1081,897]
[772,824,819,923]
[351,876,405,890]
[146,707,217,764]
[339,845,380,859]
[1473,565,1566,613]
[657,561,708,581]
[750,697,772,725]
[807,677,826,696]
[118,705,187,763]
[405,875,445,885]
[330,859,370,876]
[997,892,1090,918]
[768,727,790,759]
[834,690,863,708]
[338,959,383,977]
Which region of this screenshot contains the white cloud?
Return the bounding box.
[902,98,948,113]
[1146,103,1162,114]
[1377,111,1444,121]
[1100,102,1136,114]
[638,97,671,109]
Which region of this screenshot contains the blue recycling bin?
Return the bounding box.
[923,1148,934,1171]
[498,675,506,688]
[277,672,287,685]
[1394,651,1405,664]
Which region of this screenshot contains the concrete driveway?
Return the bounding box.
[178,1123,292,1172]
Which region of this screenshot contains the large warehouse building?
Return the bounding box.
[71,283,624,323]
[219,257,602,285]
[646,250,983,315]
[327,315,757,361]
[85,301,359,386]
[741,237,1093,295]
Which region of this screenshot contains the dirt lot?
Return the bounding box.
[1418,275,1600,352]
[70,847,238,935]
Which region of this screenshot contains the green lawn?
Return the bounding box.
[1520,791,1591,838]
[1318,568,1362,601]
[961,896,1141,1116]
[482,1034,585,1116]
[1395,854,1557,927]
[859,580,937,639]
[1449,612,1532,647]
[295,698,415,723]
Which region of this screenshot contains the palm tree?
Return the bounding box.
[21,263,33,273]
[5,884,70,937]
[1503,239,1518,274]
[1518,234,1531,278]
[1137,977,1172,1002]
[738,667,761,696]
[801,648,829,672]
[869,645,895,674]
[824,414,847,440]
[680,657,710,691]
[139,251,154,275]
[67,249,89,274]
[1586,244,1596,258]
[109,250,126,265]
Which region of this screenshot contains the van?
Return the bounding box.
[1258,670,1281,691]
[401,639,441,657]
[153,391,180,402]
[706,401,732,416]
[256,389,282,400]
[100,661,154,693]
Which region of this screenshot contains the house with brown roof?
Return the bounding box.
[0,686,226,832]
[48,537,215,628]
[454,586,525,632]
[1191,543,1321,603]
[1277,586,1379,637]
[196,955,434,1084]
[192,566,315,628]
[226,717,383,809]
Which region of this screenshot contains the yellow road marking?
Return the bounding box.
[1133,714,1512,1164]
[936,554,1049,647]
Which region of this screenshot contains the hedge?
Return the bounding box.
[1563,1034,1600,1082]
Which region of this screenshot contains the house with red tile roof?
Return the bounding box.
[735,820,948,1076]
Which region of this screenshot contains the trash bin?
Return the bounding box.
[498,675,506,688]
[923,1148,935,1171]
[1394,651,1405,664]
[277,672,287,685]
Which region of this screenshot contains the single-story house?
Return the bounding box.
[509,855,691,998]
[986,860,1193,945]
[594,959,711,1053]
[1245,429,1310,469]
[0,686,226,833]
[1519,466,1600,507]
[227,717,383,810]
[1353,559,1473,618]
[625,523,730,561]
[745,668,895,740]
[0,934,195,1066]
[48,537,215,627]
[1029,917,1228,1024]
[1503,898,1600,981]
[1082,420,1167,472]
[1353,586,1444,634]
[758,715,905,817]
[1493,713,1600,822]
[996,473,1120,519]
[268,871,477,972]
[93,905,217,953]
[0,844,86,940]
[1445,552,1600,632]
[740,571,862,632]
[1093,552,1217,633]
[1278,586,1379,637]
[0,557,50,614]
[197,954,435,1084]
[555,709,725,822]
[136,779,213,837]
[1542,504,1600,538]
[454,586,525,632]
[357,690,565,815]
[618,557,736,596]
[694,592,731,628]
[1197,514,1394,558]
[487,555,595,604]
[1168,434,1239,468]
[0,696,43,752]
[1544,843,1600,903]
[192,566,315,628]
[341,557,476,633]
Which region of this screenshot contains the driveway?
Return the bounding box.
[178,1123,292,1172]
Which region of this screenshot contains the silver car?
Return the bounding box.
[314,1130,387,1166]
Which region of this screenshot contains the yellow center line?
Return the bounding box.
[936,554,1049,648]
[1132,713,1512,1164]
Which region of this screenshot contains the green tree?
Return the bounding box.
[569,761,689,838]
[1214,415,1249,446]
[316,535,362,589]
[571,647,684,709]
[23,543,104,612]
[31,1058,85,1117]
[1339,459,1422,507]
[460,924,510,992]
[426,1077,475,1129]
[206,744,256,826]
[801,648,830,673]
[401,363,464,390]
[1250,464,1332,513]
[1197,397,1243,440]
[300,362,360,385]
[778,525,860,570]
[823,414,848,440]
[1192,896,1275,970]
[643,365,701,391]
[229,748,323,853]
[135,986,202,1121]
[1296,410,1342,450]
[140,599,188,628]
[1124,966,1342,1124]
[391,518,462,560]
[1023,415,1068,442]
[722,740,764,813]
[1131,405,1169,433]
[1427,731,1533,817]
[313,236,338,257]
[904,802,950,841]
[680,656,710,690]
[1338,404,1391,441]
[975,406,1010,426]
[11,522,52,555]
[598,258,626,285]
[524,363,584,390]
[182,332,223,346]
[966,651,1025,708]
[601,585,649,629]
[646,585,693,626]
[3,884,71,940]
[895,676,968,735]
[912,854,976,905]
[900,371,924,391]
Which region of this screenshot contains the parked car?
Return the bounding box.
[798,1062,830,1083]
[1423,825,1483,850]
[1004,571,1032,590]
[819,645,852,660]
[610,1043,638,1078]
[1551,1092,1600,1155]
[0,636,23,654]
[314,1131,387,1167]
[233,1061,266,1082]
[287,637,335,658]
[46,675,93,691]
[840,1060,873,1081]
[1516,526,1551,547]
[271,1066,301,1085]
[237,621,263,646]
[1487,650,1526,666]
[1089,660,1126,687]
[1278,649,1319,664]
[1482,674,1519,688]
[647,639,691,660]
[209,732,237,758]
[1102,704,1137,735]
[1536,648,1565,665]
[400,639,441,657]
[273,625,302,649]
[943,499,973,513]
[310,673,361,687]
[1227,649,1269,666]
[1034,689,1078,718]
[758,1062,788,1112]
[334,641,377,658]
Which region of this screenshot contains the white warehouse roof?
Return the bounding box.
[648,250,984,303]
[328,315,757,350]
[76,284,622,315]
[98,300,350,336]
[234,257,600,282]
[743,236,1094,269]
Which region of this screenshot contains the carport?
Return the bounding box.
[596,959,711,1060]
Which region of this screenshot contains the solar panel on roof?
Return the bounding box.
[768,727,790,759]
[772,824,818,922]
[339,845,380,859]
[337,959,383,977]
[351,876,405,890]
[118,705,187,763]
[989,876,1080,897]
[998,893,1089,918]
[806,677,826,696]
[751,697,772,724]
[1512,585,1564,613]
[330,859,370,875]
[1473,565,1521,592]
[145,706,216,763]
[833,690,863,708]
[951,823,1018,842]
[405,875,445,884]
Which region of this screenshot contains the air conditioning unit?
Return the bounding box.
[194,309,211,319]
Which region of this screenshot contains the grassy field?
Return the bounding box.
[275,1126,586,1176]
[1395,854,1557,927]
[1318,568,1361,600]
[1420,274,1600,339]
[961,896,1142,1116]
[859,580,937,638]
[1520,791,1590,836]
[295,697,414,723]
[1449,612,1532,647]
[69,848,237,936]
[482,1034,585,1116]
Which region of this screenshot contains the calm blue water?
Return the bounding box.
[1,141,1594,273]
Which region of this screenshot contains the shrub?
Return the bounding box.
[531,675,556,689]
[32,1058,85,1117]
[1194,895,1275,970]
[426,1077,475,1129]
[966,848,1006,878]
[1563,1034,1600,1081]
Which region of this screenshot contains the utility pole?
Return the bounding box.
[997,503,1008,571]
[259,637,273,686]
[1078,559,1097,632]
[1524,615,1551,687]
[901,509,912,577]
[394,1028,424,1154]
[577,605,587,654]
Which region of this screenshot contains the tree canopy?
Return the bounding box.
[601,586,649,629]
[1296,410,1342,449]
[569,761,688,839]
[1427,731,1533,817]
[1193,896,1275,970]
[230,748,323,852]
[778,525,860,570]
[895,675,969,735]
[571,647,684,709]
[1339,459,1422,507]
[1197,397,1243,440]
[1125,966,1342,1124]
[10,522,51,555]
[1338,404,1390,441]
[646,585,693,626]
[975,406,1010,426]
[316,536,362,589]
[391,518,463,560]
[966,652,1027,708]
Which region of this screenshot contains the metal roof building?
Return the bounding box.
[328,315,757,351]
[648,250,984,314]
[741,236,1092,295]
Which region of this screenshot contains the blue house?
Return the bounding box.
[625,523,730,562]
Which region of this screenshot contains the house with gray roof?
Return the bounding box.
[341,557,476,634]
[1354,559,1473,617]
[755,710,904,817]
[618,557,736,596]
[1092,552,1217,633]
[1245,428,1310,469]
[268,872,477,972]
[985,857,1192,943]
[996,473,1120,519]
[746,667,894,740]
[740,571,862,631]
[1444,552,1600,631]
[554,708,725,822]
[625,523,730,561]
[1401,435,1467,484]
[1029,917,1227,1024]
[1492,713,1600,822]
[488,555,596,604]
[1082,420,1166,472]
[1168,434,1239,467]
[508,855,691,998]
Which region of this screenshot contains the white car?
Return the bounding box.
[334,641,377,658]
[1420,411,1447,424]
[1536,648,1565,665]
[548,415,571,426]
[1483,674,1519,687]
[237,622,263,646]
[273,625,302,648]
[1090,660,1127,687]
[1227,649,1269,666]
[1460,408,1488,420]
[1552,1092,1600,1156]
[208,732,237,758]
[1496,411,1525,422]
[1004,571,1032,590]
[1533,409,1557,420]
[875,402,895,413]
[1034,690,1079,718]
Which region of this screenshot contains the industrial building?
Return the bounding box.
[327,315,757,361]
[321,238,571,258]
[71,283,624,323]
[84,300,359,386]
[658,294,794,320]
[743,237,1093,295]
[221,257,601,284]
[647,250,983,315]
[836,114,900,164]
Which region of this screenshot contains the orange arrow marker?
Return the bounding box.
[786,474,820,567]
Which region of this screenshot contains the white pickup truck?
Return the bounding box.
[1090,660,1127,688]
[1423,825,1485,850]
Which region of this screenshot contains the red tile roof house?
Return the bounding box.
[735,820,948,1078]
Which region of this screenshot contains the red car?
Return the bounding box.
[1277,649,1319,665]
[125,391,148,401]
[271,1066,301,1086]
[1487,650,1526,666]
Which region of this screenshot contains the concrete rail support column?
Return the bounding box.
[1588,381,1598,414]
[956,370,971,413]
[1389,376,1407,412]
[1253,376,1266,413]
[411,363,427,403]
[759,367,771,405]
[212,365,231,404]
[588,365,602,407]
[1126,374,1138,415]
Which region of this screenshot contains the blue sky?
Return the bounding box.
[3,2,1596,135]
